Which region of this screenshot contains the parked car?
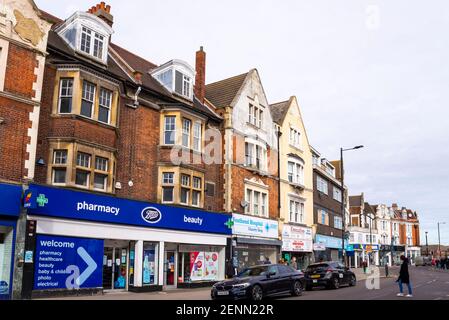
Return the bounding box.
[304,261,356,290]
[211,264,305,301]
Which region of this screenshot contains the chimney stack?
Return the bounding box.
[194,46,206,104]
[88,2,114,27]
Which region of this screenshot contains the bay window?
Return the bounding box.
[160,171,204,207]
[49,143,114,192]
[164,116,176,145]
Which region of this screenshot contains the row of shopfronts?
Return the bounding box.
[1,182,373,299]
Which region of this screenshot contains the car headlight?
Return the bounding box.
[233,283,250,289]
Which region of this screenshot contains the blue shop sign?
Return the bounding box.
[315,234,346,249]
[0,183,22,218]
[26,184,232,235]
[34,235,103,290]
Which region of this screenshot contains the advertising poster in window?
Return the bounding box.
[204,252,219,281]
[143,250,155,285]
[189,252,204,281]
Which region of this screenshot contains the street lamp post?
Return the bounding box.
[340,145,364,267]
[425,231,429,257]
[438,222,446,257]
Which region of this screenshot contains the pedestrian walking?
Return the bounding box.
[385,263,389,278]
[396,255,413,298]
[446,258,449,271]
[362,260,368,274]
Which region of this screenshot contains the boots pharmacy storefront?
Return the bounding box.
[24,184,231,297]
[0,183,23,300]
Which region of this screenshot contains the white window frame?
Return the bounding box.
[182,119,191,148]
[193,122,202,152]
[334,216,343,230]
[162,172,175,204]
[164,116,176,145]
[317,176,329,195]
[287,159,304,185]
[80,26,106,61]
[81,80,96,118]
[333,188,342,202]
[245,141,267,171]
[58,78,74,114]
[245,187,268,218]
[289,199,305,224]
[98,88,112,124]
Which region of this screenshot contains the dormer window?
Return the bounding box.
[152,60,195,100]
[56,12,114,64]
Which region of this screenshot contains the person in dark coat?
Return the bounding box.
[225,259,235,279]
[397,255,413,297]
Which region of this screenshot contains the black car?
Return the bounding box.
[211,264,305,301]
[304,261,356,290]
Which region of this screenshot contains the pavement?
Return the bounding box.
[37,266,449,301]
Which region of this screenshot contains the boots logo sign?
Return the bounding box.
[141,207,162,224]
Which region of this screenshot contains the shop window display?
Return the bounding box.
[143,243,156,285]
[178,251,220,283]
[0,227,13,298]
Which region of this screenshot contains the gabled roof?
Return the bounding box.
[364,203,376,215]
[205,72,248,108]
[269,98,291,125]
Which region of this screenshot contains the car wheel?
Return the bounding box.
[332,277,340,289]
[292,281,303,297]
[349,275,357,287]
[250,285,263,301]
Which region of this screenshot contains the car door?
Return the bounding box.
[265,265,281,295]
[336,263,349,284]
[332,262,345,284]
[278,265,294,292]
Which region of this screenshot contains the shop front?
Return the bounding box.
[23,184,231,298]
[379,245,393,267]
[0,183,23,300]
[350,244,380,267]
[313,234,344,263]
[231,214,281,273]
[392,245,406,266]
[281,225,313,271]
[406,246,421,265]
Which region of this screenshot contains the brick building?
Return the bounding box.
[15,2,232,298]
[206,69,281,271]
[310,147,347,263]
[0,0,52,300]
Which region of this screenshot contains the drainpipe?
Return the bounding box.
[277,129,282,210]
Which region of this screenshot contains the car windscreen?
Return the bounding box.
[306,264,329,272]
[237,266,270,277]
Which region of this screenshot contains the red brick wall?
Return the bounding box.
[116,102,159,202]
[0,96,33,182]
[4,43,37,99]
[231,165,279,220]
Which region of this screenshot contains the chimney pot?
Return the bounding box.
[88,2,114,27]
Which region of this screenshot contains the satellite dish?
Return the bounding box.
[241,201,249,208]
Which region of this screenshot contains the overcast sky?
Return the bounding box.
[35,0,449,245]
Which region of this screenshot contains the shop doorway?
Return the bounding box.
[164,250,176,288]
[103,241,129,291]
